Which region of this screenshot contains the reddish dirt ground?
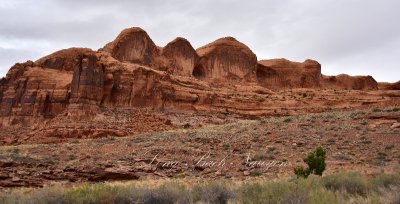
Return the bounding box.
[1,107,399,188]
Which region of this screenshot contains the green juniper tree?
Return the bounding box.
[294,147,326,178]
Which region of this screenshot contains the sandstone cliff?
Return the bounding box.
[36,48,94,71]
[102,27,158,66]
[379,81,400,90]
[257,59,321,90]
[161,37,199,77]
[0,27,395,144]
[195,37,257,82]
[321,74,378,90]
[0,61,72,125]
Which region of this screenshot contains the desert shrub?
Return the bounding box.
[183,123,191,129]
[392,191,400,204]
[322,172,368,196]
[373,108,381,112]
[371,173,400,189]
[326,138,335,144]
[195,182,235,204]
[308,189,338,204]
[376,152,388,160]
[142,183,190,204]
[283,118,292,123]
[238,182,299,204]
[66,184,142,204]
[3,172,400,204]
[27,189,68,204]
[294,167,309,179]
[250,169,263,177]
[0,188,68,204]
[280,188,309,204]
[385,144,395,150]
[294,147,326,178]
[223,143,230,150]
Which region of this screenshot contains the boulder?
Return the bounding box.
[391,123,400,129]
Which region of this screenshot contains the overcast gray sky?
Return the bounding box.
[0,0,399,82]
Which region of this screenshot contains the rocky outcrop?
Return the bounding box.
[379,81,400,90]
[161,37,199,76]
[0,61,72,126]
[0,26,395,143]
[36,48,94,71]
[70,54,104,104]
[321,74,378,90]
[100,66,169,108]
[0,49,105,126]
[102,27,158,66]
[66,53,105,119]
[256,59,321,89]
[195,37,257,82]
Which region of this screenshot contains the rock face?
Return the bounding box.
[100,66,168,108]
[195,37,257,82]
[257,59,321,89]
[161,37,199,76]
[70,54,104,104]
[0,26,392,142]
[321,74,378,90]
[379,81,400,90]
[389,81,400,90]
[103,27,158,66]
[36,48,94,71]
[0,61,72,125]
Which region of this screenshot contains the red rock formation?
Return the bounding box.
[36,48,94,71]
[70,54,104,104]
[161,37,199,76]
[100,66,169,108]
[0,26,395,143]
[379,81,400,90]
[321,74,378,90]
[0,61,72,126]
[256,59,321,89]
[102,27,158,66]
[195,37,257,82]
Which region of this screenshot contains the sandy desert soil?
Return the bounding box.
[1,107,399,188]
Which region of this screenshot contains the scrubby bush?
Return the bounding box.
[0,188,68,204]
[371,173,400,189]
[66,184,142,204]
[1,171,400,204]
[195,183,235,204]
[322,172,368,196]
[238,182,304,204]
[280,189,309,204]
[283,118,292,123]
[294,147,326,178]
[142,183,190,204]
[392,192,400,204]
[392,107,400,112]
